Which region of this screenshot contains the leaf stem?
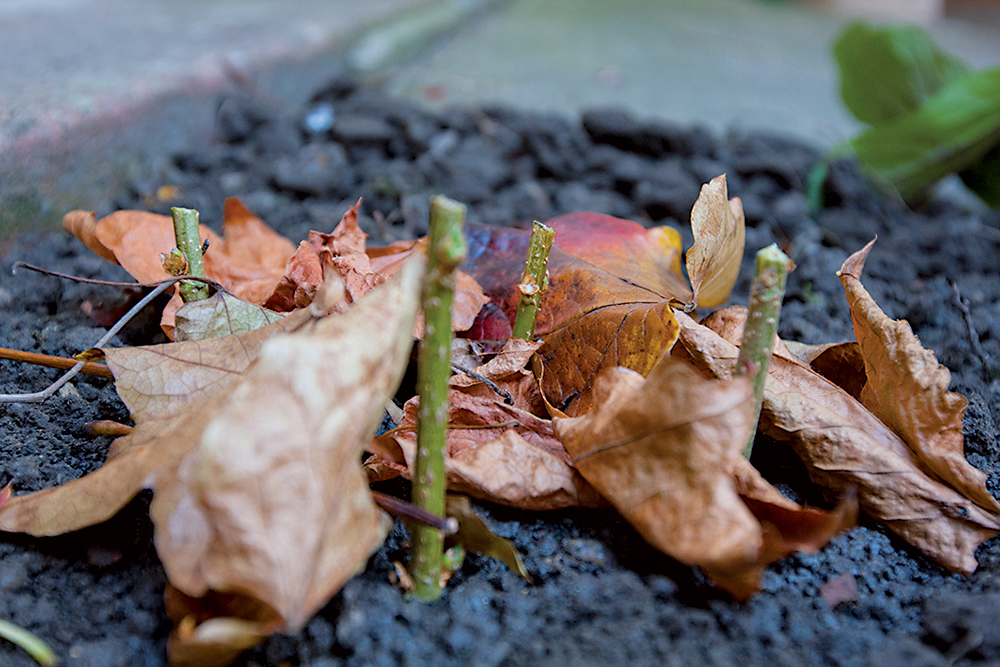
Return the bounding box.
[412,195,468,601]
[511,221,554,340]
[0,619,58,666]
[736,244,791,459]
[170,207,210,302]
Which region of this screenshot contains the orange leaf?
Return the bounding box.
[464,213,689,416]
[62,210,117,264]
[64,198,296,337]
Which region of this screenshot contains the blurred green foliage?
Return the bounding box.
[818,21,1000,209]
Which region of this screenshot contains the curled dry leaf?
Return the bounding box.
[678,290,1000,574]
[0,257,424,666]
[370,390,601,511]
[838,240,1000,514]
[264,200,377,311]
[554,361,761,596]
[685,174,747,309]
[553,358,852,599]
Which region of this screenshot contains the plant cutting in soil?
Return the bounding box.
[0,81,999,667]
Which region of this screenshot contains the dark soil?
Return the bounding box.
[3,81,1000,667]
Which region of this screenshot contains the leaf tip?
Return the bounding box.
[837,237,877,281]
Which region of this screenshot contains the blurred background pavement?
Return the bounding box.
[2,0,999,236]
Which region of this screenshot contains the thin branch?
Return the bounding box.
[449,362,514,405]
[0,348,113,378]
[952,281,996,379]
[736,244,791,459]
[372,490,459,535]
[13,262,225,292]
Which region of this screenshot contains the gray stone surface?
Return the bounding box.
[0,0,484,236]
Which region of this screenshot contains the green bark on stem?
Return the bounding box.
[736,243,791,459]
[412,195,468,601]
[170,207,210,302]
[511,221,554,340]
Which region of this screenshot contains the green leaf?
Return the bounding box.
[174,292,284,341]
[850,67,1000,202]
[835,21,969,126]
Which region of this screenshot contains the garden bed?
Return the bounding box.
[2,81,1000,667]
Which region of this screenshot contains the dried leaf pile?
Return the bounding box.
[2,174,997,666]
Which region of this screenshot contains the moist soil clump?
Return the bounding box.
[2,81,1000,667]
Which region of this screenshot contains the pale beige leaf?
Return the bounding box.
[103,309,312,425]
[174,292,284,342]
[151,254,424,630]
[686,174,746,309]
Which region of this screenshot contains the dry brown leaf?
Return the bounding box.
[1,257,424,665]
[102,309,312,428]
[685,174,746,309]
[369,390,601,510]
[264,200,379,311]
[839,240,1000,514]
[553,356,852,598]
[449,337,545,414]
[368,238,489,335]
[464,216,688,416]
[164,586,282,667]
[553,360,763,597]
[677,307,1000,575]
[445,495,532,582]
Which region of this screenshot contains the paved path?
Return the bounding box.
[385,0,1000,146]
[0,0,484,235]
[2,0,999,236]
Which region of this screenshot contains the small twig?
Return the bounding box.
[380,419,521,438]
[84,420,134,438]
[412,195,468,602]
[13,262,225,293]
[0,348,113,378]
[171,207,210,302]
[0,281,174,403]
[449,362,513,405]
[372,490,459,535]
[736,244,791,459]
[952,281,996,379]
[511,221,554,340]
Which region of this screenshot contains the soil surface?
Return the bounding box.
[2,81,1000,667]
